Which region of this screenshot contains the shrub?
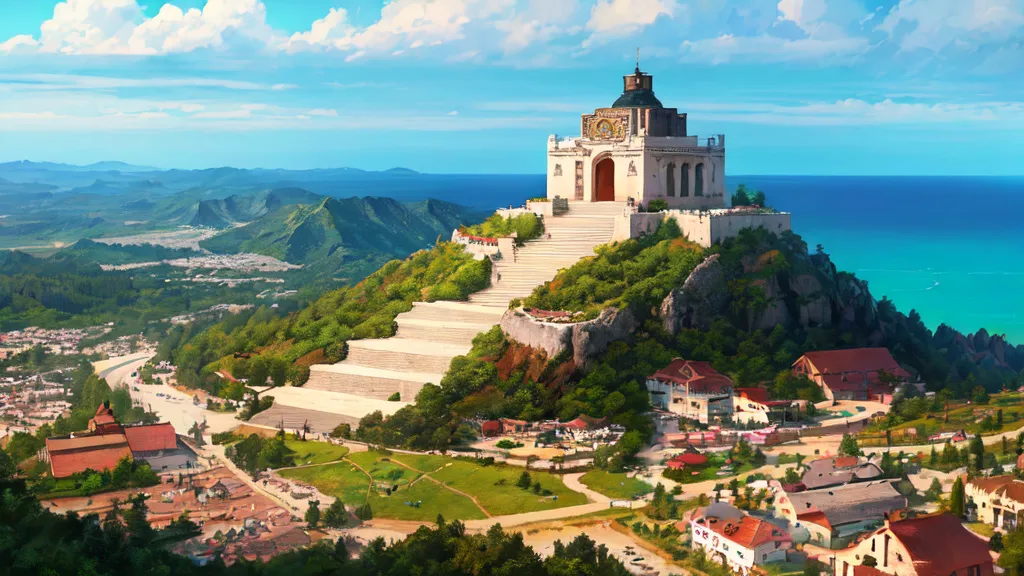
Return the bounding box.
[212,431,238,445]
[495,439,524,450]
[329,423,352,439]
[646,199,668,212]
[387,392,401,402]
[354,502,373,521]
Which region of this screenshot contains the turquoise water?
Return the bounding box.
[730,176,1024,342]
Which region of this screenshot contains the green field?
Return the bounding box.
[368,479,487,521]
[388,452,454,473]
[281,450,589,520]
[579,470,653,500]
[347,451,421,488]
[430,461,588,516]
[283,440,350,466]
[279,461,371,506]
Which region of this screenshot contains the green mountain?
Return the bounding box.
[199,196,479,280]
[179,187,323,228]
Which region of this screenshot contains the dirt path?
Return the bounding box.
[387,457,492,518]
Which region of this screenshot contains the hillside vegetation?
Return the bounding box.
[170,242,490,390]
[524,218,703,317]
[356,222,1024,452]
[460,212,545,245]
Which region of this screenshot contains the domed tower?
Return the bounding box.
[612,65,663,109]
[546,64,724,208]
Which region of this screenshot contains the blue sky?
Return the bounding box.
[0,0,1021,174]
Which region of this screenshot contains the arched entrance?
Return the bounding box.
[593,157,615,202]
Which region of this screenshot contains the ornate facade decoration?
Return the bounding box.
[553,164,562,176]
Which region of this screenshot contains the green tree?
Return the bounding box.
[992,531,1005,552]
[0,449,16,480]
[999,527,1024,575]
[322,499,348,529]
[305,500,321,529]
[838,433,860,457]
[949,476,966,517]
[517,471,532,489]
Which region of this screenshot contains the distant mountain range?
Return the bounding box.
[0,160,538,209]
[200,196,478,281]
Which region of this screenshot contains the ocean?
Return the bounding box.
[734,175,1024,344]
[462,174,1024,344]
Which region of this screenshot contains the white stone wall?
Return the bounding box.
[667,210,793,248]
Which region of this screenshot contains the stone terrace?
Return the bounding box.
[273,202,621,427]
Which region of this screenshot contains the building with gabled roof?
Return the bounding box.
[966,474,1024,530]
[647,359,734,424]
[800,456,884,490]
[832,513,993,576]
[732,387,792,425]
[793,348,911,403]
[775,481,907,548]
[685,502,791,575]
[42,402,192,478]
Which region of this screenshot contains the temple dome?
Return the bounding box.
[613,66,663,108]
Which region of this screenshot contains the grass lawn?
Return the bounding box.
[579,470,653,500]
[278,461,370,506]
[965,522,996,538]
[347,451,421,488]
[863,392,1024,442]
[388,452,455,473]
[369,479,487,521]
[283,440,350,466]
[662,452,761,485]
[430,461,588,516]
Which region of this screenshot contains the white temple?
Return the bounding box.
[546,65,726,209]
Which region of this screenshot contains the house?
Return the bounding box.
[774,481,907,548]
[480,420,502,438]
[211,477,248,498]
[685,502,791,575]
[966,475,1024,530]
[800,456,883,490]
[42,402,192,478]
[647,359,734,424]
[792,348,911,402]
[832,513,993,576]
[732,388,792,425]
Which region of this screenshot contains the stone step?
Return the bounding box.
[345,338,468,373]
[395,318,493,343]
[305,363,443,400]
[262,381,411,417]
[400,301,505,324]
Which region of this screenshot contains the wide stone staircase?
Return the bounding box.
[267,202,621,431]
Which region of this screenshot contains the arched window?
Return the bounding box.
[666,162,676,197]
[681,163,690,197]
[695,163,705,197]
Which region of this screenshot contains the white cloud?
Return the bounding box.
[7,0,274,55]
[0,73,288,91]
[878,0,1024,53]
[0,35,39,54]
[681,33,870,64]
[778,0,828,28]
[306,108,337,117]
[688,98,1024,126]
[584,0,677,47]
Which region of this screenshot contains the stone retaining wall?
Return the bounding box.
[499,307,637,367]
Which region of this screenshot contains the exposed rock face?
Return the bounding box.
[572,307,637,367]
[661,254,728,334]
[499,307,638,369]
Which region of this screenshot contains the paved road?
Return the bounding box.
[129,378,238,439]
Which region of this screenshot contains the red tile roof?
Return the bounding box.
[48,443,131,478]
[667,453,708,469]
[46,433,129,452]
[124,422,178,452]
[651,359,734,394]
[798,348,910,379]
[886,514,992,576]
[735,388,769,404]
[706,514,791,549]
